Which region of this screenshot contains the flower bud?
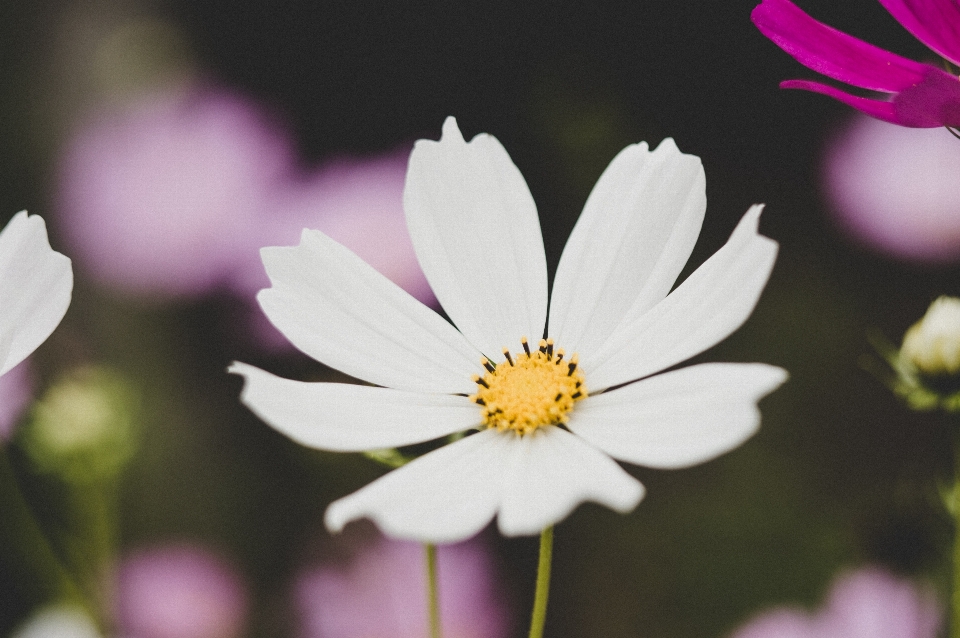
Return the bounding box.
[19,365,139,482]
[902,297,960,378]
[889,296,960,411]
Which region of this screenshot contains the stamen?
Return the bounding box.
[472,337,587,436]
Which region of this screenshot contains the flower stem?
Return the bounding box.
[425,543,441,638]
[528,526,554,638]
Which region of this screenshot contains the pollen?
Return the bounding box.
[469,337,587,436]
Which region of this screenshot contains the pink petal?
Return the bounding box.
[780,80,903,124]
[752,0,930,92]
[879,0,960,66]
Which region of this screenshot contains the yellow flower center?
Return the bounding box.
[470,337,587,436]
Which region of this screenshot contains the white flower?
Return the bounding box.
[0,212,72,376]
[231,118,787,544]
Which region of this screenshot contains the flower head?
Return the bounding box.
[752,0,960,128]
[0,212,72,376]
[232,118,787,543]
[730,567,941,638]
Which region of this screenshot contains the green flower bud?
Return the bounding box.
[19,366,139,483]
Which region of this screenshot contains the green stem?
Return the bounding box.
[425,543,441,638]
[528,526,554,638]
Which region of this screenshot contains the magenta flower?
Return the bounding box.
[114,543,249,638]
[752,0,960,128]
[293,534,510,638]
[730,567,941,638]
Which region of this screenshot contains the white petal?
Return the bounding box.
[0,212,72,375]
[568,363,787,469]
[496,426,645,536]
[404,118,548,360]
[586,205,777,391]
[548,139,706,355]
[230,362,479,450]
[258,229,481,394]
[325,428,510,543]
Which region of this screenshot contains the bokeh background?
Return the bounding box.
[2,0,960,636]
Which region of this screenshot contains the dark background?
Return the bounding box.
[2,1,958,636]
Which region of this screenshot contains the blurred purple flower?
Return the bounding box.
[115,543,248,638]
[823,114,960,261]
[0,360,34,442]
[56,89,293,299]
[294,535,509,638]
[752,0,960,128]
[730,567,941,638]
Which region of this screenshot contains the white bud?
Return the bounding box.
[901,296,960,376]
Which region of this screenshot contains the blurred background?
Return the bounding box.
[2,0,959,636]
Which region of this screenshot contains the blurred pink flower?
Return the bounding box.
[115,543,248,638]
[823,114,960,262]
[730,567,941,638]
[294,535,509,638]
[0,360,34,442]
[56,88,293,299]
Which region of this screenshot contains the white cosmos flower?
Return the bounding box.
[0,212,72,375]
[231,118,787,544]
